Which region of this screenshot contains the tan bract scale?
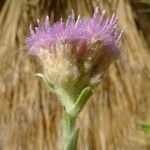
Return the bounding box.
[37,40,114,89]
[90,72,104,86]
[38,43,80,88]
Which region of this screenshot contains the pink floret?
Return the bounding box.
[26,7,123,57]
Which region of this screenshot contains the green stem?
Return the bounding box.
[61,87,92,150]
[37,73,93,150]
[67,87,92,118]
[62,114,79,150]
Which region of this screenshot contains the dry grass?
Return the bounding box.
[0,0,150,150]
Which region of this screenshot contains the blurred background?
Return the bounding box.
[0,0,150,150]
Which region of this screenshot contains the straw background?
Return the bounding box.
[0,0,150,150]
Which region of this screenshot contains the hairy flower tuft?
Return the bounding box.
[26,7,123,94]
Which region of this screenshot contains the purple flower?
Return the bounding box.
[26,7,123,90]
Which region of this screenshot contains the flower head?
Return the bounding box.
[26,7,123,95]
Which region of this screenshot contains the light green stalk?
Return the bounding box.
[36,73,93,150]
[61,87,92,150]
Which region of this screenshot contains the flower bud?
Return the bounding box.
[26,7,123,98]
